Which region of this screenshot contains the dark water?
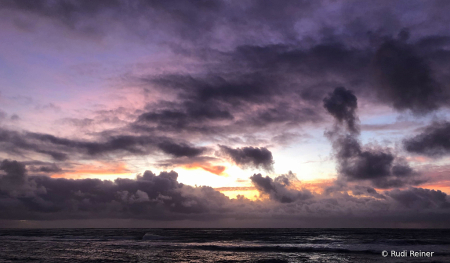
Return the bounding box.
[0,229,449,262]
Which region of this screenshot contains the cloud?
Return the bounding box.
[324,87,419,188]
[351,186,386,200]
[372,39,446,114]
[0,0,243,44]
[10,114,20,121]
[35,150,69,161]
[28,163,62,174]
[250,173,312,203]
[274,171,299,186]
[231,43,370,87]
[26,132,153,156]
[0,127,206,161]
[0,159,449,227]
[156,155,226,175]
[387,187,450,209]
[1,0,318,44]
[128,39,373,142]
[134,71,323,141]
[219,145,274,171]
[0,159,27,185]
[331,135,419,188]
[360,121,421,132]
[135,100,234,132]
[146,73,279,116]
[323,87,359,133]
[1,0,122,36]
[194,164,226,176]
[60,118,94,128]
[121,30,449,146]
[249,104,320,127]
[404,122,450,157]
[0,159,231,220]
[156,141,205,158]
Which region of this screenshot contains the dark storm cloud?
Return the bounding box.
[155,31,450,126]
[134,31,374,137]
[0,159,27,185]
[148,42,371,106]
[134,57,327,140]
[118,8,444,141]
[250,173,312,203]
[156,141,205,158]
[149,73,276,106]
[0,128,62,159]
[324,87,419,188]
[138,106,233,124]
[372,39,446,114]
[323,87,359,133]
[4,0,450,119]
[136,100,234,132]
[0,159,231,220]
[387,187,450,209]
[26,132,156,156]
[131,31,450,144]
[403,122,450,157]
[0,127,205,161]
[219,145,274,171]
[331,135,418,188]
[136,71,323,138]
[0,159,449,226]
[27,132,143,155]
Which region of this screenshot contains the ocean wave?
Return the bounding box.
[142,233,169,240]
[175,243,450,255]
[0,235,139,242]
[187,244,380,254]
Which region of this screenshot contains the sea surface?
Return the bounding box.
[0,228,449,262]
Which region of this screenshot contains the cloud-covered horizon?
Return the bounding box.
[1,0,450,227]
[1,158,449,228]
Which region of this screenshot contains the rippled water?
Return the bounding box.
[0,228,449,262]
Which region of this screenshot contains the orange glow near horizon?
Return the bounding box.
[51,162,135,180]
[48,161,450,196]
[216,179,337,200]
[182,162,227,176]
[418,183,450,195]
[288,179,336,194]
[215,187,260,200]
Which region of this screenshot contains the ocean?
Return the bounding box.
[0,228,449,262]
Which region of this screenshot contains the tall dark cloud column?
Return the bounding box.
[324,87,418,188]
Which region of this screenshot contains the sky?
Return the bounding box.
[1,0,450,228]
